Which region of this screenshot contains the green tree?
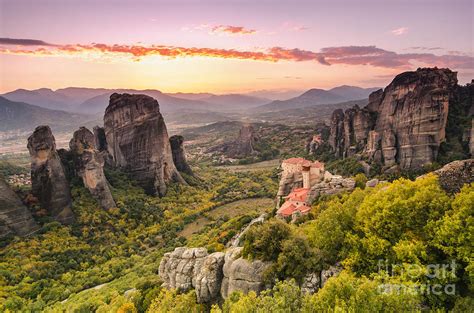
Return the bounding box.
[242,219,291,261]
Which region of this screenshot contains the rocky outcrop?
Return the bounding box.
[104,93,185,196]
[470,119,474,157]
[431,159,474,193]
[70,127,116,210]
[210,124,259,159]
[0,177,38,237]
[194,252,226,303]
[298,265,343,294]
[169,135,194,176]
[159,247,209,292]
[328,109,345,158]
[221,247,270,299]
[329,68,464,170]
[158,246,270,303]
[321,265,343,287]
[277,171,303,198]
[306,134,324,155]
[365,178,380,188]
[342,105,374,157]
[301,272,321,294]
[27,126,74,223]
[307,172,355,202]
[93,126,108,152]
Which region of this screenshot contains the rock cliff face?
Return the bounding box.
[93,126,108,152]
[211,124,259,159]
[328,68,466,170]
[0,177,39,237]
[470,120,474,156]
[27,126,74,223]
[159,247,209,293]
[104,93,185,196]
[277,171,304,198]
[220,247,270,299]
[306,172,356,203]
[70,127,116,210]
[328,109,345,158]
[169,135,194,176]
[159,246,269,303]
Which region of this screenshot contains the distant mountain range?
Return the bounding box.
[1,85,379,116]
[0,85,379,133]
[1,88,271,115]
[255,86,380,112]
[0,96,94,132]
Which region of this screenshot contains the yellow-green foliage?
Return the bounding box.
[0,166,278,312]
[433,183,474,289]
[147,288,204,313]
[2,160,472,312]
[216,275,422,313]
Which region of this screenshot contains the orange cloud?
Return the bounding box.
[210,25,257,35]
[1,39,473,70]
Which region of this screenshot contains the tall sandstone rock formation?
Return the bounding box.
[27,126,74,223]
[328,68,472,170]
[104,93,185,196]
[0,177,39,237]
[210,124,259,159]
[169,135,194,176]
[227,124,258,158]
[69,127,116,210]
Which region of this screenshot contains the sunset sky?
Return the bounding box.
[0,0,472,94]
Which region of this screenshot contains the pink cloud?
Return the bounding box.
[182,24,257,35]
[1,39,473,70]
[210,25,257,35]
[391,27,409,36]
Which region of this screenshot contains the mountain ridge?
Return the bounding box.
[256,86,379,112]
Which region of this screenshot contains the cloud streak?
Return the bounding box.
[210,25,257,35]
[391,27,408,36]
[1,39,472,70]
[183,24,257,36]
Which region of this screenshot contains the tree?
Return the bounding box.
[301,271,422,312]
[242,219,291,261]
[433,183,474,289]
[147,289,204,313]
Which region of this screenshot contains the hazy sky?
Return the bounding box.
[0,0,472,93]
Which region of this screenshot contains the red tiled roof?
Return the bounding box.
[285,188,309,202]
[278,202,297,217]
[277,200,311,217]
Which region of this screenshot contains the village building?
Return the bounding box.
[276,158,325,218]
[277,158,324,199]
[276,187,311,218]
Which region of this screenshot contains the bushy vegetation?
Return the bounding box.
[0,166,278,312]
[0,160,28,178]
[229,176,473,311]
[438,85,473,164]
[325,157,366,177]
[212,275,422,312]
[1,149,472,311]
